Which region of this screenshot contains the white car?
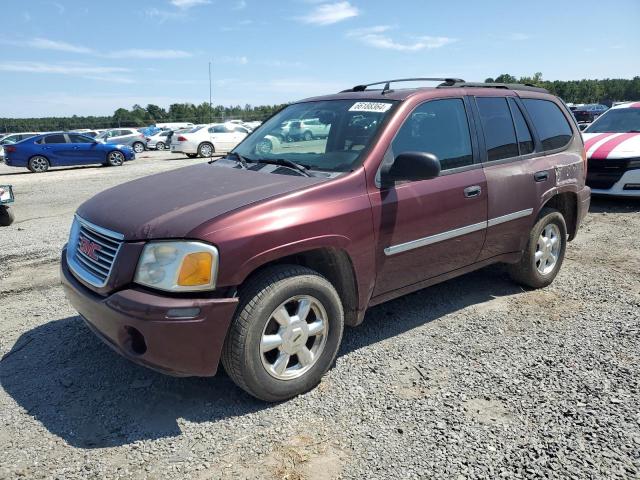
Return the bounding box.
[0,132,39,161]
[583,101,640,196]
[146,130,172,150]
[170,123,249,158]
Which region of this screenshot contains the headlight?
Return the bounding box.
[134,241,219,292]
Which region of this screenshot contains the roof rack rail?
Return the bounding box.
[341,77,465,94]
[439,82,549,93]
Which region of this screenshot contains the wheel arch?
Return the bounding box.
[238,246,360,327]
[540,191,578,241]
[28,154,51,167]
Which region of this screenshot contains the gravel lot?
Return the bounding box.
[1,151,639,479]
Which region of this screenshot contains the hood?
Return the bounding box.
[583,132,640,159]
[77,163,326,240]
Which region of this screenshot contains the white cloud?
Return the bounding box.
[298,1,359,25]
[49,1,65,14]
[234,0,247,9]
[106,49,192,59]
[26,37,93,54]
[509,33,530,41]
[218,56,249,65]
[144,7,185,22]
[348,25,457,51]
[170,0,210,8]
[0,62,134,83]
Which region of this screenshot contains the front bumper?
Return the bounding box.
[589,169,640,197]
[60,248,238,377]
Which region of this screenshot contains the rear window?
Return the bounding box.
[476,97,518,161]
[44,134,67,144]
[522,99,573,151]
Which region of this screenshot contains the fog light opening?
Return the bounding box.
[125,326,147,355]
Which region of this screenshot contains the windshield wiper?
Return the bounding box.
[252,158,312,177]
[218,151,249,168]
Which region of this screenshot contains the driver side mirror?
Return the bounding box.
[381,152,441,187]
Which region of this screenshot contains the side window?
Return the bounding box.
[476,97,519,161]
[44,134,67,144]
[508,98,534,155]
[522,99,573,151]
[391,98,473,171]
[68,134,94,143]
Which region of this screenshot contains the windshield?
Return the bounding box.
[233,99,396,172]
[585,108,640,133]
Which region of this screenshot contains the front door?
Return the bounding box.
[369,98,488,296]
[62,134,103,164]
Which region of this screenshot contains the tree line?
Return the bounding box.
[3,74,640,133]
[485,73,640,104]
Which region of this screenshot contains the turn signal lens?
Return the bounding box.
[178,252,213,286]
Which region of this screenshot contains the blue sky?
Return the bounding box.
[1,0,638,117]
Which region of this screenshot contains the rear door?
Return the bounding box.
[40,133,69,165]
[370,97,488,296]
[473,96,572,260]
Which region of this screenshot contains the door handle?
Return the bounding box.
[73,146,80,149]
[534,171,549,182]
[464,185,482,198]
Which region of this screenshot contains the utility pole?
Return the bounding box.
[208,61,213,124]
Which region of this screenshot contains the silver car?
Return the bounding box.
[96,128,147,153]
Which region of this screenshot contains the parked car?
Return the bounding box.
[170,123,249,157]
[96,128,147,153]
[60,78,590,402]
[573,104,608,123]
[287,118,331,141]
[0,132,39,161]
[71,130,103,138]
[582,101,640,196]
[3,132,135,173]
[146,130,173,150]
[0,184,14,226]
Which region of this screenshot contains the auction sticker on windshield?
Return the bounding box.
[349,102,393,113]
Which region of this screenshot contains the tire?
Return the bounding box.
[303,130,313,141]
[222,265,344,402]
[132,142,145,154]
[256,138,273,155]
[156,142,165,150]
[107,150,125,166]
[28,155,49,173]
[508,208,567,289]
[0,206,14,226]
[186,153,198,159]
[198,142,214,157]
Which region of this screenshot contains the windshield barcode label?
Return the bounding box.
[349,102,393,113]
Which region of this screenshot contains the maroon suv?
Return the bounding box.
[61,78,591,401]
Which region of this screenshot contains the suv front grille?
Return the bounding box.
[586,158,632,190]
[67,215,124,288]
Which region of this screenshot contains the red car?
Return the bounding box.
[61,78,590,401]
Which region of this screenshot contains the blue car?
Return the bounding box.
[3,132,135,173]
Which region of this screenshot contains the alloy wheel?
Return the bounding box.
[535,223,561,275]
[260,295,328,380]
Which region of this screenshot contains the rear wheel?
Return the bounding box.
[198,142,214,157]
[186,153,198,159]
[156,142,165,150]
[508,208,567,288]
[107,150,125,166]
[222,265,344,402]
[303,130,313,141]
[0,206,14,226]
[28,156,49,173]
[132,142,145,154]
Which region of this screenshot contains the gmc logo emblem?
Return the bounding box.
[79,237,101,261]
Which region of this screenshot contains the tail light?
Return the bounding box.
[177,136,187,142]
[4,146,16,153]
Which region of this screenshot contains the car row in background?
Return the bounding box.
[3,132,135,173]
[170,123,250,157]
[571,104,609,123]
[583,101,640,197]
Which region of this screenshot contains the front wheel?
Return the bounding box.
[107,150,125,166]
[508,208,567,289]
[132,142,145,154]
[155,142,165,150]
[0,206,14,226]
[222,265,344,402]
[303,131,313,141]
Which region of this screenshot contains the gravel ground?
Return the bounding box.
[0,152,639,479]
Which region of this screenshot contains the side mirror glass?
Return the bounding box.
[382,152,441,186]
